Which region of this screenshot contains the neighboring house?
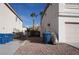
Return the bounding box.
[59,3,79,48]
[41,3,58,37]
[0,3,23,33]
[41,3,79,48]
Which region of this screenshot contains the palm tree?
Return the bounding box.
[30,12,36,30]
[39,11,44,37]
[39,11,44,25]
[39,11,45,29]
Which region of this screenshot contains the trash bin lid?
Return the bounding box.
[43,32,51,34]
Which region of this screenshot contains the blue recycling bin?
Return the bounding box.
[0,37,2,44]
[0,34,5,44]
[43,32,52,44]
[0,33,14,44]
[5,34,14,43]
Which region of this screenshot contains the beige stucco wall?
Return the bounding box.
[59,3,79,48]
[41,3,58,36]
[0,4,23,33]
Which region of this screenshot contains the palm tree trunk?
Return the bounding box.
[33,18,34,30]
[40,18,43,37]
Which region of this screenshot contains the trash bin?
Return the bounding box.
[43,32,52,44]
[0,37,2,44]
[4,34,14,43]
[0,33,14,44]
[0,34,4,44]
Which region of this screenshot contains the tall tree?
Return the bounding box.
[39,11,44,25]
[30,12,36,30]
[39,11,44,37]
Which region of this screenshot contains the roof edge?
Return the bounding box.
[42,3,50,19]
[5,3,23,22]
[40,3,50,25]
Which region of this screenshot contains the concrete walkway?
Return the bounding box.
[0,39,23,55]
[15,37,79,55]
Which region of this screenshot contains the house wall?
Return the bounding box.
[14,17,23,32]
[41,3,58,36]
[59,3,79,48]
[0,3,23,33]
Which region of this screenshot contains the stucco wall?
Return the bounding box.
[0,4,23,33]
[59,3,79,48]
[41,3,58,35]
[16,17,23,32]
[59,3,79,13]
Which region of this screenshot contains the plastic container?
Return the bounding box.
[0,33,14,44]
[43,32,52,44]
[0,34,4,44]
[0,37,2,44]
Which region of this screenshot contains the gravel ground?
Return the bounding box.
[15,37,79,55]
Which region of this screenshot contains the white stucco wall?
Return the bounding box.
[59,3,79,14]
[15,17,23,32]
[59,3,79,48]
[0,4,23,33]
[41,3,58,35]
[17,18,23,32]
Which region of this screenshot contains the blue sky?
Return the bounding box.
[10,3,47,28]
